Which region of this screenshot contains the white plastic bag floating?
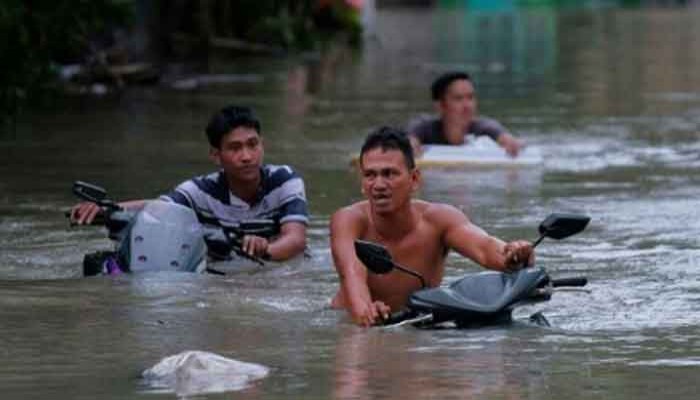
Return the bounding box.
[142,350,269,396]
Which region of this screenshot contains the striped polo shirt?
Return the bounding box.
[160,164,308,228]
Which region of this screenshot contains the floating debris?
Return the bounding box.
[142,350,269,396]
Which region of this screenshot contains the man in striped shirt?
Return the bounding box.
[71,106,308,261]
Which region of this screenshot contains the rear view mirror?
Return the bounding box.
[354,240,395,274]
[71,181,120,211]
[354,239,427,288]
[73,181,107,203]
[539,213,590,240]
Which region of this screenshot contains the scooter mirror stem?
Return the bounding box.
[393,263,427,289]
[518,233,545,271]
[532,234,546,249]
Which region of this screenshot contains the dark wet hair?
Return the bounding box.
[360,126,415,170]
[205,105,261,148]
[431,71,472,101]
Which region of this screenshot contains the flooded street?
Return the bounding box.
[2,3,700,399]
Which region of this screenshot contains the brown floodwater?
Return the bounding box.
[2,3,700,399]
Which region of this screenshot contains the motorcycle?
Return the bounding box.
[68,181,278,277]
[353,213,591,328]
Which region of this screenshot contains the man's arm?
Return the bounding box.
[405,115,436,157]
[437,205,533,271]
[496,132,522,157]
[330,206,390,326]
[408,134,424,158]
[70,199,147,225]
[263,221,306,261]
[242,170,309,261]
[474,117,523,157]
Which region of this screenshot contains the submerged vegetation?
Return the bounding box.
[0,0,135,124]
[0,0,363,125]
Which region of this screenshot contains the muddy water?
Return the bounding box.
[2,4,700,399]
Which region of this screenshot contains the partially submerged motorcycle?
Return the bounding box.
[69,181,277,276]
[354,213,591,328]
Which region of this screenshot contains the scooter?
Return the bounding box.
[354,213,591,328]
[69,181,278,277]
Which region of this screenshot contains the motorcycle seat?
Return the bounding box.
[408,267,548,315]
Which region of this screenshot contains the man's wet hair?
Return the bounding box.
[431,71,472,101]
[360,126,415,170]
[205,105,261,148]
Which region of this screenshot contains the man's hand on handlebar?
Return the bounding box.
[241,235,270,259]
[70,202,103,225]
[503,240,534,272]
[350,299,391,327]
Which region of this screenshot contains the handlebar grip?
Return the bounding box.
[380,309,418,326]
[551,277,588,287]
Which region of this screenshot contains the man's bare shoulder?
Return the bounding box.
[333,200,369,217]
[414,200,470,227]
[331,201,370,231]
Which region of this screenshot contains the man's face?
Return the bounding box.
[437,79,477,128]
[360,148,419,215]
[210,126,263,182]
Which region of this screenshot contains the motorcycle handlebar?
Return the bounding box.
[551,277,588,287]
[64,210,106,226]
[203,229,266,266]
[381,309,416,326]
[222,221,279,239]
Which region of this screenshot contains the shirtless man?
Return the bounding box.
[330,127,533,326]
[408,71,523,157]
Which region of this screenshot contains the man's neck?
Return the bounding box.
[371,202,417,242]
[226,172,262,205]
[441,118,469,145]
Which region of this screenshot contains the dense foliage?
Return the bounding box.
[224,0,362,49]
[0,0,134,123]
[0,0,362,125]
